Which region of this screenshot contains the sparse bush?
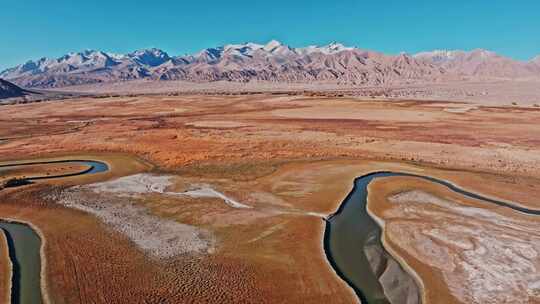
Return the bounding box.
[2,177,32,188]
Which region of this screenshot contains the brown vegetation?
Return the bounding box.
[1,94,540,303]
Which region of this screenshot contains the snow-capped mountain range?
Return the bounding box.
[2,41,539,88]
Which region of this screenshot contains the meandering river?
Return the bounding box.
[325,171,537,304]
[1,161,535,304]
[0,160,109,304]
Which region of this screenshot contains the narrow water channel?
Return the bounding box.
[0,160,109,180]
[0,222,42,304]
[1,161,534,304]
[325,171,536,304]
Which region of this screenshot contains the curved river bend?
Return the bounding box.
[1,161,535,304]
[0,160,108,181]
[325,171,538,304]
[0,160,109,304]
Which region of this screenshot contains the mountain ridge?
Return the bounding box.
[0,78,29,99]
[2,41,539,88]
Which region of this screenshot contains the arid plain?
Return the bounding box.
[1,93,540,304]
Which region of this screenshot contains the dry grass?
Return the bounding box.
[1,95,540,178]
[0,163,89,183]
[1,94,540,303]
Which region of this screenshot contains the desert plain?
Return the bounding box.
[1,92,540,304]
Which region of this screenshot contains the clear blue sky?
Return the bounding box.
[2,0,539,70]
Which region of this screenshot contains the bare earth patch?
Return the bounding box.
[52,174,217,259]
[49,173,254,259]
[386,190,540,304]
[86,173,251,208]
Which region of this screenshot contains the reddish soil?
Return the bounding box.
[0,94,539,303]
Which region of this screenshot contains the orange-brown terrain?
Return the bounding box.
[0,163,90,183]
[0,229,10,304]
[368,175,540,304]
[1,94,540,303]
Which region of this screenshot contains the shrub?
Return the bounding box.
[2,178,32,188]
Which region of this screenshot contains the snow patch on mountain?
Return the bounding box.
[2,41,539,88]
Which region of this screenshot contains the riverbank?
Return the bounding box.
[0,152,153,186]
[0,218,51,304]
[0,228,11,304]
[312,160,538,303]
[367,176,540,303]
[0,163,90,183]
[325,172,421,303]
[0,155,133,304]
[2,155,540,303]
[1,93,539,303]
[0,153,151,303]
